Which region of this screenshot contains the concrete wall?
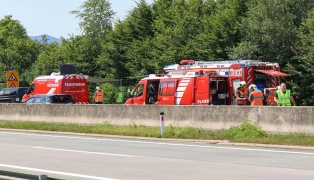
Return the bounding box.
[0,104,313,134]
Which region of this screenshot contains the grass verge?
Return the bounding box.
[0,120,313,147]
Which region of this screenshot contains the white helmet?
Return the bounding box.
[275,86,281,91]
[249,84,257,90]
[96,86,101,91]
[240,81,246,86]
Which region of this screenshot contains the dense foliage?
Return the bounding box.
[0,0,313,105]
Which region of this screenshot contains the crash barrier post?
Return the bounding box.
[160,112,165,136]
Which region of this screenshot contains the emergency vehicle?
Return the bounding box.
[22,72,89,104]
[125,69,237,105]
[166,60,290,87]
[125,59,289,105]
[164,60,290,105]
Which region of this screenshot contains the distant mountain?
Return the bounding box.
[29,35,62,44]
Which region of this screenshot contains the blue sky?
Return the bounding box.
[0,0,153,38]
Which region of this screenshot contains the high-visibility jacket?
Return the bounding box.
[277,90,291,106]
[95,91,104,102]
[251,91,264,106]
[236,88,249,105]
[266,89,277,106]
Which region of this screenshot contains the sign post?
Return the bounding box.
[6,71,19,88]
[160,112,165,136]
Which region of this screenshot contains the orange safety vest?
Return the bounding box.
[236,88,249,105]
[251,91,264,106]
[266,89,277,106]
[95,91,104,102]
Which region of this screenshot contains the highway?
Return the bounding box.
[0,130,314,180]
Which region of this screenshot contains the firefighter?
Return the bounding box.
[248,84,264,106]
[148,83,157,104]
[236,81,249,105]
[264,87,276,106]
[274,83,296,106]
[94,86,104,104]
[263,85,280,106]
[135,85,144,97]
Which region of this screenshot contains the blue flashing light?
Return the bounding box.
[144,74,149,78]
[195,72,199,75]
[240,63,246,67]
[225,71,229,75]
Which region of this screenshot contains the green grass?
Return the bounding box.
[1,120,314,147]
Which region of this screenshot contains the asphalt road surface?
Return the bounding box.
[0,130,314,180]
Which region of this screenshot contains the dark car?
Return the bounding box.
[0,87,28,103]
[23,94,75,104]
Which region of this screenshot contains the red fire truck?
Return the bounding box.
[125,68,242,105]
[22,72,90,104]
[125,60,289,105]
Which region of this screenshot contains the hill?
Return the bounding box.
[29,35,62,44]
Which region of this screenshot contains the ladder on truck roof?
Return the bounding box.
[180,60,279,69]
[184,60,262,66]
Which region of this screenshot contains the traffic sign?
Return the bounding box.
[7,71,18,81]
[6,71,19,88]
[7,81,18,88]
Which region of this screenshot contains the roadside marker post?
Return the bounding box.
[160,112,165,136]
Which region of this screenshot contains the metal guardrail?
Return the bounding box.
[0,170,63,180]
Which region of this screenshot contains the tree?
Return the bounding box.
[228,0,297,64]
[28,42,63,79]
[70,0,116,77]
[99,0,154,84]
[195,0,248,60]
[71,0,115,38]
[0,15,28,41]
[0,15,40,87]
[285,8,314,106]
[150,0,212,69]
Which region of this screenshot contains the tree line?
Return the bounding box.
[0,0,313,105]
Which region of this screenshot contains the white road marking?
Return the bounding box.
[0,164,117,180]
[1,131,314,155]
[33,146,133,157]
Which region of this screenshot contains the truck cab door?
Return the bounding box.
[130,83,146,105]
[195,76,210,105]
[22,83,35,102]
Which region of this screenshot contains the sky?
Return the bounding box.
[0,0,153,38]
